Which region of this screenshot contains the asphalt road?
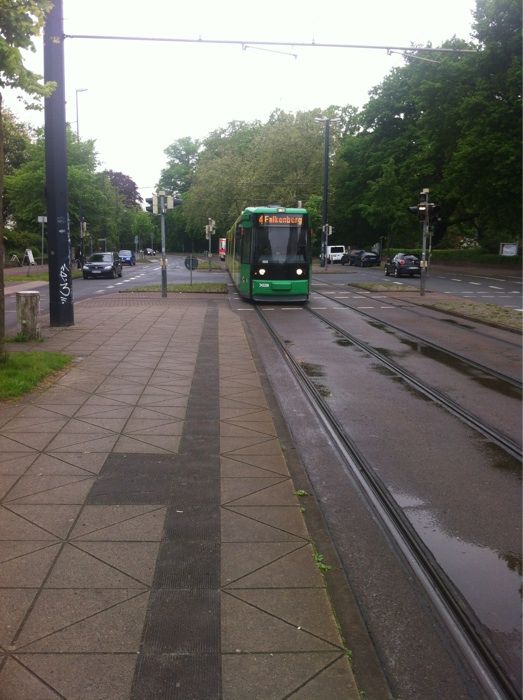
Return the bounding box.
[324,264,523,310]
[4,256,228,334]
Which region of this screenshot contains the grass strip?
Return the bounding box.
[426,301,522,332]
[0,352,73,400]
[122,283,228,293]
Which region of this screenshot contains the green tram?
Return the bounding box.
[226,206,311,302]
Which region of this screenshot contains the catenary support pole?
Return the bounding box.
[44,0,74,326]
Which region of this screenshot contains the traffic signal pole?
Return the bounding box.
[159,192,167,298]
[420,188,429,296]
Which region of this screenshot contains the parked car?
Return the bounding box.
[384,253,421,277]
[342,250,380,267]
[119,249,136,266]
[82,252,123,279]
[144,248,157,256]
[326,245,346,264]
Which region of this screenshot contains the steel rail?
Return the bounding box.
[312,282,523,390]
[254,304,520,700]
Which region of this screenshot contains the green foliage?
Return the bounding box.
[331,0,521,252]
[0,0,55,101]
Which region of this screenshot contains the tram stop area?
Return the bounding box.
[0,292,386,699]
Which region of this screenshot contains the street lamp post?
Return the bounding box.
[75,88,88,141]
[315,116,340,268]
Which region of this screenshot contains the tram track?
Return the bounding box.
[254,303,521,700]
[312,280,522,388]
[305,305,521,460]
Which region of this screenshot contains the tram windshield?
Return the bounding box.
[253,225,308,264]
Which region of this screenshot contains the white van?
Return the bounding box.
[326,245,346,264]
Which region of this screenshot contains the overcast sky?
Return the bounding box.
[6,0,477,199]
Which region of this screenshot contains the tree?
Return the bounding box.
[104,170,142,208]
[158,136,200,194]
[0,0,55,359]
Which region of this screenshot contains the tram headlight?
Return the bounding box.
[296,268,303,276]
[258,268,266,276]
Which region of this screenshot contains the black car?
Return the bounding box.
[82,252,123,279]
[384,253,421,277]
[342,250,380,267]
[119,249,136,266]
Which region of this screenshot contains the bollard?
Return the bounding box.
[16,291,41,340]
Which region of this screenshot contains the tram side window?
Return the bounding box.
[235,226,241,263]
[241,228,251,264]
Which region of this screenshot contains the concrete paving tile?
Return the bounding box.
[0,541,55,564]
[0,452,38,474]
[129,405,187,421]
[14,589,141,649]
[7,505,82,538]
[221,593,338,653]
[74,541,161,586]
[221,509,305,543]
[220,456,290,478]
[44,544,149,588]
[45,451,108,475]
[6,478,95,505]
[15,653,138,700]
[0,436,37,453]
[44,434,118,453]
[0,657,62,699]
[32,388,89,405]
[137,396,189,409]
[224,438,285,458]
[31,402,81,417]
[20,591,149,652]
[224,544,324,590]
[0,416,67,433]
[24,454,96,477]
[220,389,267,409]
[220,477,288,505]
[226,506,309,540]
[220,435,276,454]
[69,505,166,541]
[222,452,290,475]
[123,420,184,435]
[230,589,344,647]
[219,398,267,420]
[0,474,21,499]
[0,404,23,428]
[0,589,38,646]
[0,431,54,450]
[74,404,134,420]
[0,543,60,587]
[113,434,180,453]
[221,542,305,586]
[227,479,299,507]
[288,655,359,699]
[0,507,59,540]
[71,417,129,432]
[4,475,92,502]
[224,417,277,437]
[59,419,117,436]
[222,652,347,700]
[12,405,71,422]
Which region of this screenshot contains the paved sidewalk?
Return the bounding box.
[0,293,359,699]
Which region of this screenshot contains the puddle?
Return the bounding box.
[406,508,522,641]
[300,362,325,377]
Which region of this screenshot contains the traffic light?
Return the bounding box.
[145,195,158,214]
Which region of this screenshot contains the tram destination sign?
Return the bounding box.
[257,214,304,226]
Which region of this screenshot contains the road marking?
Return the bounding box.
[380,306,395,308]
[311,307,328,310]
[469,282,481,286]
[488,285,503,290]
[451,278,462,282]
[356,306,375,309]
[95,289,105,294]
